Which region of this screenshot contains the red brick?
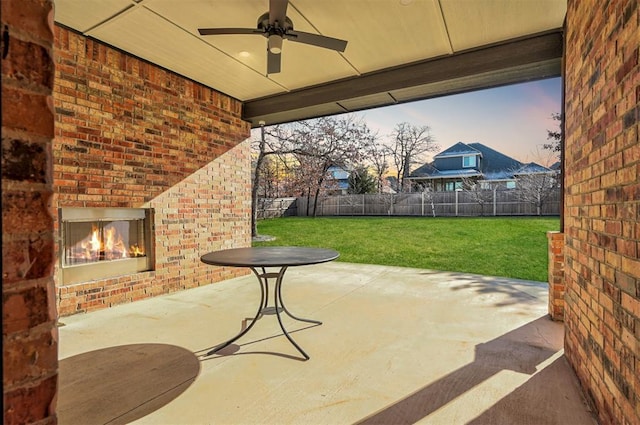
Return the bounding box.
[2,285,51,334]
[3,328,57,385]
[0,0,54,43]
[1,136,49,183]
[1,34,54,88]
[2,88,54,137]
[3,375,57,425]
[1,237,55,283]
[1,189,53,234]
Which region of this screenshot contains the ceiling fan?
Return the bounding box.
[198,0,348,74]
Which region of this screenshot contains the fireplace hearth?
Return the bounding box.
[59,208,155,285]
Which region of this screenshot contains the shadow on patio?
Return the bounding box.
[57,262,595,424]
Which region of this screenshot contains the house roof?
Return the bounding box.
[409,142,530,181]
[52,1,565,127]
[410,162,440,177]
[409,165,481,180]
[433,142,482,159]
[514,162,553,174]
[467,143,522,174]
[431,169,483,179]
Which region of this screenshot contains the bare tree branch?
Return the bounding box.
[389,122,439,192]
[515,171,560,216]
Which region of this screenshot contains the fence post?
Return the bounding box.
[362,194,365,215]
[455,189,460,216]
[493,186,497,216]
[421,192,425,216]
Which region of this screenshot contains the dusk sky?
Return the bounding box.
[354,77,562,166]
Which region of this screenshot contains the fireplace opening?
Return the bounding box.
[59,208,155,285]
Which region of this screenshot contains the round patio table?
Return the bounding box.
[200,246,339,360]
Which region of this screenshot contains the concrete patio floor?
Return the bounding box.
[57,262,596,425]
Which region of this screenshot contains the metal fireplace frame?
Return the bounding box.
[58,207,155,285]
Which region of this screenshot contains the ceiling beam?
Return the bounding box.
[243,29,563,124]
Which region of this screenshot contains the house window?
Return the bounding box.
[462,155,476,168]
[445,181,463,191]
[506,181,516,189]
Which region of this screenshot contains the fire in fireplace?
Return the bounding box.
[59,208,155,285]
[65,221,146,264]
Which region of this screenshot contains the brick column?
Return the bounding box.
[547,231,565,321]
[2,0,58,423]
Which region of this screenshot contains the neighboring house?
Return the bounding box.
[325,165,350,194]
[408,142,557,191]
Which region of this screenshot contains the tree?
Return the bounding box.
[250,123,299,238]
[542,112,562,154]
[365,136,391,193]
[516,171,560,216]
[285,153,327,215]
[389,122,439,192]
[459,176,493,216]
[348,167,377,194]
[256,155,280,198]
[420,185,437,217]
[292,115,376,216]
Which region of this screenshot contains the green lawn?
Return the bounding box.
[254,216,560,282]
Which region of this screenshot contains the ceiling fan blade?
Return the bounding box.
[198,28,263,36]
[285,31,348,52]
[267,51,281,74]
[269,0,289,25]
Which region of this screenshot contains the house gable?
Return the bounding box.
[433,142,482,171]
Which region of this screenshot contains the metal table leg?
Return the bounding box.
[271,266,322,360]
[208,266,321,359]
[206,268,267,356]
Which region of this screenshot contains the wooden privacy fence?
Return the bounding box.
[294,189,560,217]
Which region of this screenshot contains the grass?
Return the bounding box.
[254,216,560,282]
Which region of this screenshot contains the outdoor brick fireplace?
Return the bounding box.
[52,26,252,315]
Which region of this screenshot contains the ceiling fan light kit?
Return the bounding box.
[198,0,347,74]
[268,34,283,54]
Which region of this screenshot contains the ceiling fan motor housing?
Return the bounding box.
[257,12,293,36]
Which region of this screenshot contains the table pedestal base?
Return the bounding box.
[207,266,321,360]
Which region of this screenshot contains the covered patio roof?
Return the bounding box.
[57,262,594,424]
[53,0,565,127]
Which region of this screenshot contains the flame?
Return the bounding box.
[74,224,145,263]
[130,244,145,257]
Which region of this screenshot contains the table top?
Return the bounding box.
[201,246,340,268]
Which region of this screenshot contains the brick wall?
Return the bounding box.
[547,231,565,321]
[564,0,640,423]
[53,27,252,316]
[2,0,58,423]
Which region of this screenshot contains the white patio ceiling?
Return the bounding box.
[53,0,566,127]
